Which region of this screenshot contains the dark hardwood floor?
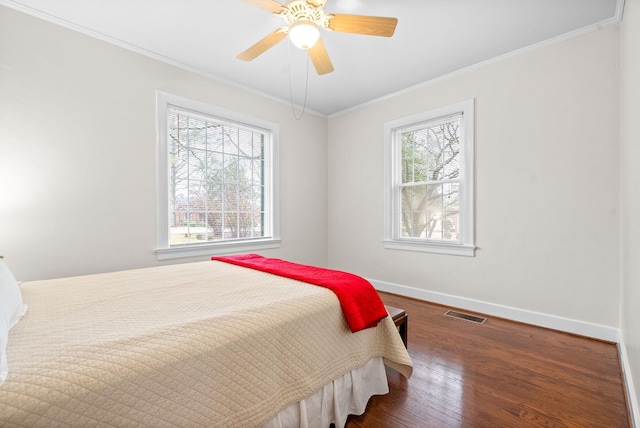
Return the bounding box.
[346,292,631,428]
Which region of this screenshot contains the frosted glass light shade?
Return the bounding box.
[288,20,320,50]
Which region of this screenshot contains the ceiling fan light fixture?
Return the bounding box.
[288,20,320,50]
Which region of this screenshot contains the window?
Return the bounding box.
[384,100,474,256]
[155,92,279,260]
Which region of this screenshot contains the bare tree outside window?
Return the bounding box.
[400,116,461,242]
[168,110,265,245]
[385,100,474,256]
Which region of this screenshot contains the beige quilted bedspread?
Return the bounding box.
[0,261,412,427]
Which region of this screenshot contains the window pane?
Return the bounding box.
[401,183,460,242]
[401,116,461,184]
[207,211,223,240]
[401,133,420,184]
[167,109,267,245]
[398,113,463,243]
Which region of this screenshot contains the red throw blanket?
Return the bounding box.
[212,254,388,333]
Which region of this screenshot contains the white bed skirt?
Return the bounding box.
[261,357,388,428]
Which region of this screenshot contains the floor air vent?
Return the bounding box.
[444,310,487,324]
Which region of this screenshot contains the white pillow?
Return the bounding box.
[0,258,28,384]
[0,315,9,384]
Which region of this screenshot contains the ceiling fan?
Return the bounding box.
[237,0,398,75]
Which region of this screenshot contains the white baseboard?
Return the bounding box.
[618,334,640,428]
[370,279,619,342]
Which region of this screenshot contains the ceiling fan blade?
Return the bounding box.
[237,29,287,61]
[240,0,284,14]
[308,37,334,75]
[328,14,398,37]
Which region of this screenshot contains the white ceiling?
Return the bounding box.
[1,0,621,116]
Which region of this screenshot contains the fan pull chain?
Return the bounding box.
[287,40,310,120]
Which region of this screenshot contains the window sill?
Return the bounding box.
[383,240,475,257]
[155,239,281,261]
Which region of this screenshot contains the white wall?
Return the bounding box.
[0,6,328,281]
[327,26,621,329]
[620,0,640,422]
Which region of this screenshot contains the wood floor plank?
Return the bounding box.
[346,292,631,428]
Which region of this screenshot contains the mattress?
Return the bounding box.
[0,261,412,427]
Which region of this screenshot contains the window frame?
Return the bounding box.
[155,92,280,260]
[384,99,475,257]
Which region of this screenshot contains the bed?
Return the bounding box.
[0,256,412,427]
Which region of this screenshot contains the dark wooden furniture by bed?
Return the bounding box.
[385,305,407,347]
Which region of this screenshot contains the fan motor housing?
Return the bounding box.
[281,1,330,30]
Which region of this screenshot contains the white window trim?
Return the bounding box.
[383,99,475,257]
[155,91,280,260]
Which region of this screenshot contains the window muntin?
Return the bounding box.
[169,109,267,245]
[156,93,279,260]
[399,114,462,242]
[385,100,474,256]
